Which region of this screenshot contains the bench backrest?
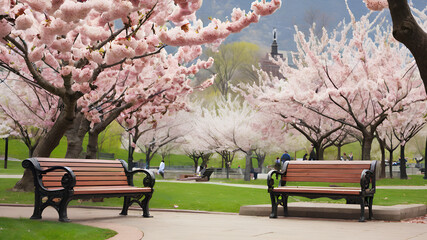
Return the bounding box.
[281,161,376,184]
[36,158,129,188]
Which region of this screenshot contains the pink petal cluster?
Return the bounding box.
[251,0,282,16]
[363,0,388,11]
[15,15,34,30]
[160,0,281,46]
[169,0,202,25]
[0,19,12,39]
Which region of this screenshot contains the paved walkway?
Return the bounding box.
[1,175,426,239]
[0,205,426,240]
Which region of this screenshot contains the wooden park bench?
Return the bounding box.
[267,160,377,222]
[177,168,214,182]
[22,157,155,222]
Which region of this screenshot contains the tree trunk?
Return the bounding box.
[86,103,129,159]
[317,146,324,160]
[389,149,394,178]
[4,138,8,169]
[145,147,152,169]
[380,143,386,179]
[399,144,408,179]
[377,136,386,178]
[128,141,135,171]
[193,158,199,173]
[13,108,76,192]
[361,134,374,160]
[226,160,230,179]
[244,150,252,181]
[257,154,265,172]
[337,145,341,160]
[424,136,427,180]
[388,0,427,94]
[65,113,90,158]
[86,130,99,159]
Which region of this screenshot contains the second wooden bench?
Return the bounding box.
[267,160,377,222]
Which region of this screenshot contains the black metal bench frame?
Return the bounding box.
[22,158,155,222]
[267,161,376,222]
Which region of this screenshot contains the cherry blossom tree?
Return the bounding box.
[391,102,427,179]
[235,62,343,161]
[0,0,281,191]
[0,77,59,157]
[364,0,427,93]
[133,111,190,169]
[196,96,288,180]
[376,122,402,178]
[179,116,215,172]
[238,8,426,160]
[327,127,357,160]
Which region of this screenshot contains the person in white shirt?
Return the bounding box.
[158,160,165,178]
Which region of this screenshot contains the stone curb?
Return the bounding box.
[239,202,427,221]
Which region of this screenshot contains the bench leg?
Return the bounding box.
[120,196,131,216]
[269,192,278,218]
[58,198,72,222]
[368,197,373,220]
[283,195,289,217]
[142,193,153,218]
[30,191,43,220]
[359,197,366,222]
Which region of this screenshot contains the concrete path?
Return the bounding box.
[1,205,426,240]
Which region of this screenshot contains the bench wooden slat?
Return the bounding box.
[42,175,127,181]
[36,158,120,164]
[39,162,124,168]
[43,180,130,187]
[287,168,365,174]
[285,172,361,178]
[41,167,124,172]
[282,176,361,183]
[272,186,361,195]
[287,164,370,169]
[43,171,127,176]
[45,186,152,195]
[73,186,151,195]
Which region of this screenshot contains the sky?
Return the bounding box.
[196,0,427,53]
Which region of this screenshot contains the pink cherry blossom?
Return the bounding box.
[363,0,388,11]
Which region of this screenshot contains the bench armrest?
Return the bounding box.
[22,158,76,191]
[267,170,284,192]
[117,159,155,188]
[360,169,375,192]
[128,169,156,188]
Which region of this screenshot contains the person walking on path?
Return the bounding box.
[280,151,291,164]
[303,153,308,160]
[274,157,281,170]
[158,160,165,178]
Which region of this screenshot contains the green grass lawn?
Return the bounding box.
[211,175,427,186]
[0,217,116,240]
[1,178,425,213]
[0,160,24,175]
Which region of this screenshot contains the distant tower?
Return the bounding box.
[260,28,284,78]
